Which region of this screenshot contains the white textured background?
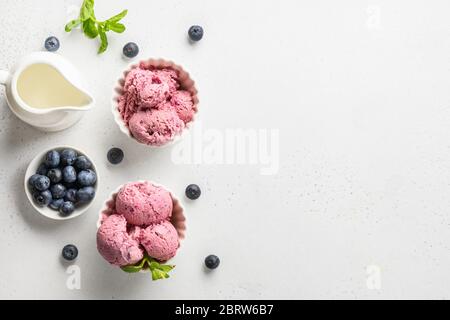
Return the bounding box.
[1,0,450,299]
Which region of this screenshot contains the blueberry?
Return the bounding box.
[185,184,201,200]
[60,149,77,166]
[44,36,60,52]
[50,184,66,199]
[64,181,78,189]
[188,25,204,42]
[49,198,64,210]
[59,201,75,216]
[76,186,96,203]
[41,191,53,206]
[46,168,62,184]
[33,190,52,207]
[36,163,48,176]
[75,156,92,170]
[32,192,44,206]
[28,174,41,187]
[77,169,97,186]
[205,255,220,269]
[62,244,78,261]
[123,42,139,58]
[107,147,124,164]
[33,175,50,191]
[44,150,60,168]
[29,186,39,195]
[62,166,77,183]
[65,188,77,203]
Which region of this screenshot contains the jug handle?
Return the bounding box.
[0,70,11,85]
[0,70,10,86]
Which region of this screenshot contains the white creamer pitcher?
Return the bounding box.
[0,52,94,132]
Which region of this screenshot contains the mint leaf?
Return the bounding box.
[107,22,125,33]
[121,265,143,273]
[82,18,98,38]
[65,19,81,32]
[107,9,128,23]
[158,264,175,273]
[151,268,170,281]
[121,257,146,273]
[148,259,175,281]
[98,26,108,53]
[121,255,175,280]
[80,0,94,21]
[65,0,127,54]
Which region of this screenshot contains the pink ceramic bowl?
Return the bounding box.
[112,58,199,148]
[96,181,186,275]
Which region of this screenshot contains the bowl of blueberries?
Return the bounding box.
[24,146,98,220]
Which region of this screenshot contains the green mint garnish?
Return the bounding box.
[64,0,127,54]
[120,258,146,273]
[120,254,175,281]
[149,260,175,281]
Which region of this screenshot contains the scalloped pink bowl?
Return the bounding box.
[112,58,199,148]
[97,181,186,271]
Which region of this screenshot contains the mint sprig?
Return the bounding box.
[120,257,146,273]
[149,260,175,281]
[121,255,175,281]
[65,0,127,54]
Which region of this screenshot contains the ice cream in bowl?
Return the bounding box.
[96,180,186,280]
[112,59,199,147]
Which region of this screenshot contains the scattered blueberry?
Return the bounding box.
[185,184,201,200]
[33,175,50,191]
[75,156,92,170]
[77,169,97,186]
[44,150,60,168]
[123,42,139,58]
[28,174,41,187]
[62,244,78,261]
[46,168,62,184]
[49,198,64,210]
[37,163,48,176]
[107,147,124,165]
[65,188,77,203]
[76,186,96,203]
[33,190,52,207]
[62,166,77,183]
[50,183,66,199]
[205,255,220,269]
[188,25,204,42]
[60,149,77,166]
[59,201,75,216]
[44,36,60,52]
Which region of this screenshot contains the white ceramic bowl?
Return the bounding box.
[24,146,99,220]
[111,58,199,148]
[97,181,186,272]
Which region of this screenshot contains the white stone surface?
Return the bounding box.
[1,0,450,299]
